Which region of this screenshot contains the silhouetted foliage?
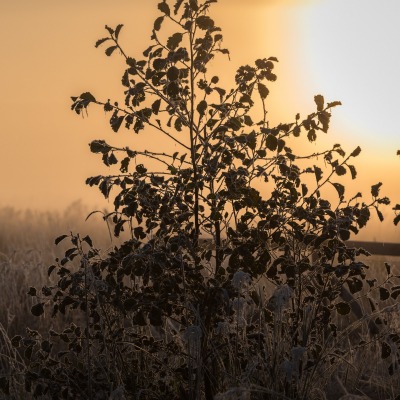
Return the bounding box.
[394,151,400,225]
[10,1,400,399]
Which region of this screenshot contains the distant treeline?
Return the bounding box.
[346,240,400,256]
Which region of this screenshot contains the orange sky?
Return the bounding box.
[0,0,399,242]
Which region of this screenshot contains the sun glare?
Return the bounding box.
[300,0,400,152]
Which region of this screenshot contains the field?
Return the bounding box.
[1,204,400,399]
[0,203,112,336]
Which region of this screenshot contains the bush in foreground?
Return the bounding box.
[5,1,400,399]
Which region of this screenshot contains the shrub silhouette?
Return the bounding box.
[9,1,400,399]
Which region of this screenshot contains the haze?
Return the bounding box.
[0,0,398,242]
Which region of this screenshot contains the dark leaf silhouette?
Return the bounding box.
[158,1,170,16]
[335,165,346,176]
[351,146,362,157]
[80,92,96,102]
[379,287,390,301]
[174,0,184,14]
[95,37,110,48]
[105,25,114,35]
[152,99,161,115]
[154,16,164,31]
[31,303,44,317]
[314,166,323,182]
[105,46,118,56]
[335,302,351,315]
[348,164,357,179]
[266,134,277,151]
[55,234,68,245]
[308,129,317,142]
[115,24,123,39]
[332,182,345,198]
[318,111,330,132]
[196,15,215,30]
[90,140,110,154]
[167,66,180,81]
[167,33,183,50]
[257,82,269,99]
[376,208,384,222]
[371,182,382,197]
[110,115,124,132]
[314,94,324,111]
[197,100,207,116]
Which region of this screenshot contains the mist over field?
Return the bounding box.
[1,0,399,244]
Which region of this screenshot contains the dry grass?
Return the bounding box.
[0,202,116,338]
[0,203,120,399]
[0,205,400,399]
[324,255,400,400]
